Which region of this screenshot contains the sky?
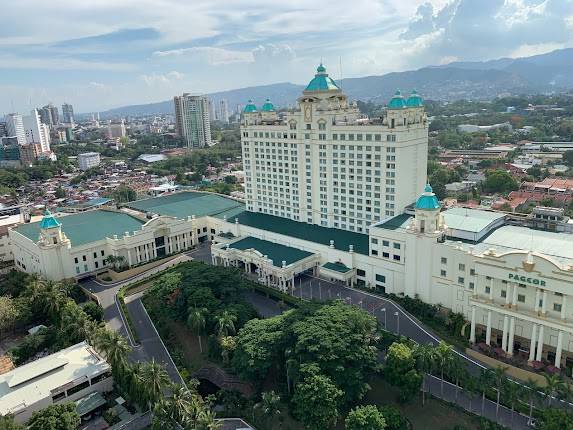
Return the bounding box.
[1,0,573,114]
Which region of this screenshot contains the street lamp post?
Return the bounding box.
[381,308,386,328]
[394,311,400,335]
[319,282,322,301]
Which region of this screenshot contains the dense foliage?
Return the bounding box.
[27,403,80,430]
[345,405,387,430]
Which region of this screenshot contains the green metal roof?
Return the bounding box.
[15,210,145,247]
[388,90,407,109]
[305,64,340,92]
[125,192,244,219]
[39,210,61,229]
[322,262,351,273]
[376,213,413,231]
[415,184,441,210]
[244,100,257,113]
[261,98,275,112]
[406,89,424,107]
[218,211,369,255]
[443,207,505,233]
[75,391,106,416]
[228,236,314,267]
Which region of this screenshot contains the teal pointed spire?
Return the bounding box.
[406,89,424,107]
[243,99,257,113]
[261,98,275,112]
[40,210,61,229]
[305,64,340,92]
[388,89,407,109]
[415,184,440,210]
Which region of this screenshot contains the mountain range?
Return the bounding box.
[97,48,573,118]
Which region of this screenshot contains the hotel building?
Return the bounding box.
[9,65,573,371]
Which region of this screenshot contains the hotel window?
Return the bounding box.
[518,294,526,303]
[371,249,378,256]
[84,264,88,272]
[440,270,447,277]
[458,277,465,285]
[376,274,386,283]
[101,250,105,257]
[74,257,78,264]
[469,282,475,289]
[382,240,389,246]
[441,257,447,264]
[459,263,465,271]
[470,268,475,276]
[393,255,401,261]
[501,290,507,298]
[554,303,563,312]
[485,286,491,294]
[82,255,86,261]
[393,243,400,250]
[357,269,366,277]
[371,238,378,244]
[383,252,390,258]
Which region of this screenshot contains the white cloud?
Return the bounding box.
[89,81,107,89]
[510,42,565,58]
[153,46,254,65]
[0,55,133,71]
[140,70,185,86]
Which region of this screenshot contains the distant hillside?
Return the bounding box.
[97,48,573,118]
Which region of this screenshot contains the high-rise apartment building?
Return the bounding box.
[62,103,75,124]
[78,152,101,171]
[4,113,27,146]
[23,109,51,152]
[218,99,229,123]
[240,64,428,234]
[39,104,59,127]
[174,94,211,148]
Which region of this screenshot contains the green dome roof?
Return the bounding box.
[388,90,407,109]
[243,99,257,113]
[406,89,424,107]
[415,184,441,210]
[305,64,340,92]
[261,98,275,112]
[40,210,61,229]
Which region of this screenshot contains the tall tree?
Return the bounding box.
[521,378,541,427]
[413,343,436,406]
[0,296,19,339]
[136,360,171,409]
[93,328,131,371]
[345,405,387,430]
[435,341,454,397]
[187,307,207,353]
[0,415,24,430]
[254,391,281,428]
[543,373,566,407]
[27,403,80,430]
[215,310,237,337]
[292,369,342,430]
[492,366,508,419]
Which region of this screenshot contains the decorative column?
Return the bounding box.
[536,325,544,362]
[542,290,548,316]
[528,324,537,362]
[489,278,494,302]
[511,283,518,309]
[486,311,492,345]
[502,315,509,351]
[470,306,477,343]
[555,331,564,368]
[561,295,567,320]
[505,284,511,307]
[535,288,541,314]
[508,317,516,355]
[473,273,479,297]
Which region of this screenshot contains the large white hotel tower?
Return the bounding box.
[241,64,427,233]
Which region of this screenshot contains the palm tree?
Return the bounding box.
[492,366,508,419]
[93,328,131,372]
[137,359,171,409]
[43,281,68,320]
[543,372,566,407]
[255,391,281,427]
[448,356,468,402]
[196,409,221,430]
[215,311,237,337]
[169,383,195,424]
[478,369,494,416]
[502,380,522,429]
[219,336,236,366]
[187,307,207,353]
[413,343,436,406]
[463,375,479,414]
[521,378,541,427]
[435,341,454,397]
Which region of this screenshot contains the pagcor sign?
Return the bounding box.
[508,273,546,287]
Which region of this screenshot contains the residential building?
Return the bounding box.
[240,64,428,233]
[23,109,51,152]
[19,143,42,166]
[457,122,512,133]
[106,120,126,139]
[218,99,229,123]
[4,113,26,146]
[62,103,74,125]
[0,341,112,424]
[78,152,101,171]
[174,94,211,148]
[38,104,59,127]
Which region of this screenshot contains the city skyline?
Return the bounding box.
[2,0,573,114]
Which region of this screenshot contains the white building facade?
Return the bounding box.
[4,113,27,146]
[240,65,427,234]
[23,109,51,152]
[78,152,101,171]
